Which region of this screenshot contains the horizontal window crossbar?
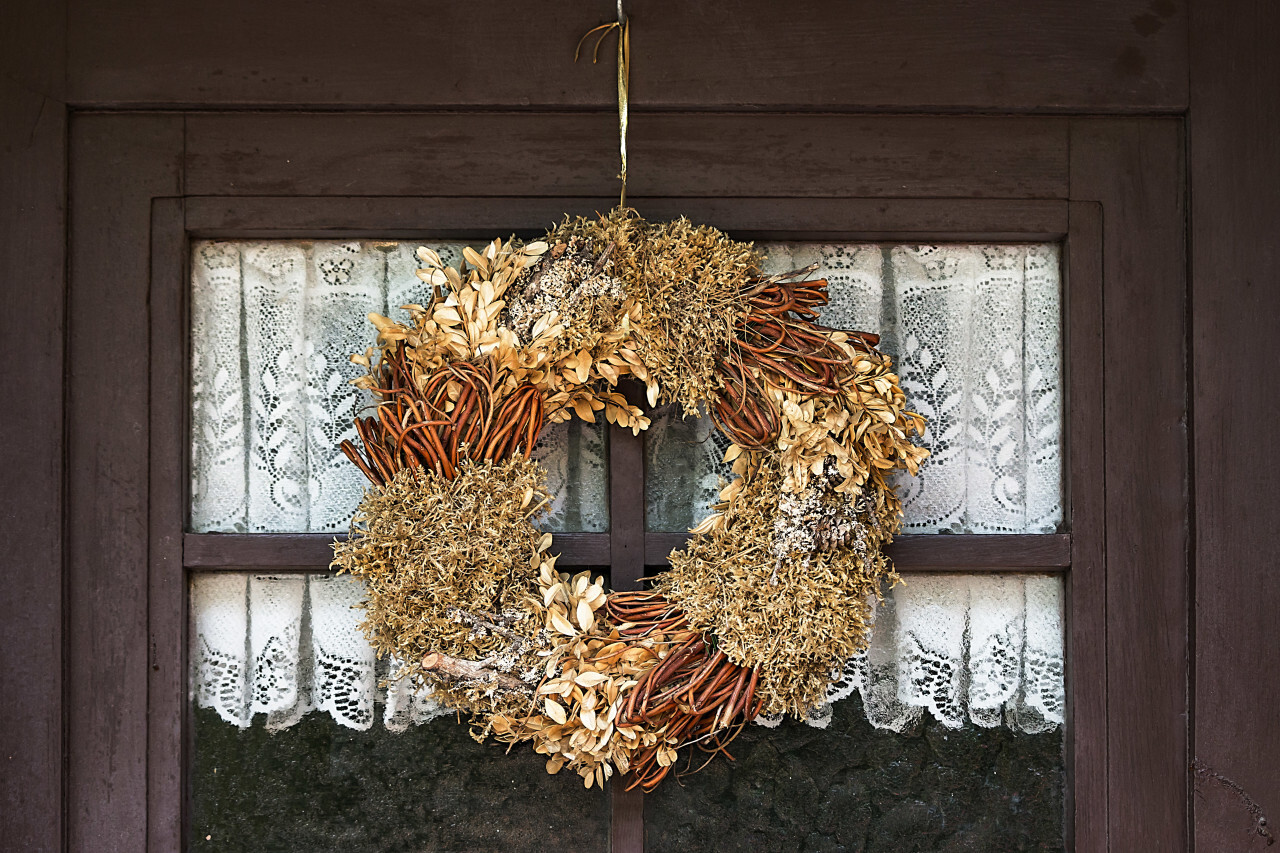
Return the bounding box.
[183,532,1070,573]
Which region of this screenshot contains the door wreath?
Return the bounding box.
[332,208,928,790]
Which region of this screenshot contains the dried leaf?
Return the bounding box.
[550,610,578,637]
[574,671,608,688]
[576,598,596,633]
[544,699,568,725]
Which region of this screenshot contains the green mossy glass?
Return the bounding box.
[191,692,1062,853]
[190,707,609,852]
[644,695,1064,853]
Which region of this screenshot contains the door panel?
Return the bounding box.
[57,112,1188,851]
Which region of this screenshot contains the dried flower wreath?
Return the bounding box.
[331,209,928,791]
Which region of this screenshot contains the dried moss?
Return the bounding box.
[549,208,762,415]
[332,458,552,716]
[505,236,628,364]
[659,460,897,718]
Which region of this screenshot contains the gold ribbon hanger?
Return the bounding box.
[576,1,631,208]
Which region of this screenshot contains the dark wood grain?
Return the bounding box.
[612,781,645,853]
[609,381,647,852]
[1071,118,1189,852]
[8,0,1224,842]
[66,0,1185,112]
[0,77,66,853]
[38,57,1203,853]
[190,533,1073,574]
[184,113,1069,201]
[2,7,67,851]
[1065,201,1108,853]
[184,532,611,569]
[185,196,1069,242]
[2,0,66,103]
[645,533,1070,569]
[609,381,648,592]
[66,114,184,853]
[147,199,188,853]
[1190,2,1280,848]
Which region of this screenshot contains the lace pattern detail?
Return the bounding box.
[383,656,450,733]
[811,575,1065,733]
[1018,576,1067,733]
[190,573,452,731]
[191,573,251,726]
[248,575,304,717]
[309,574,378,730]
[644,405,732,532]
[191,572,1063,733]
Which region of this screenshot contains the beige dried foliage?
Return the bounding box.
[489,564,679,789]
[550,208,762,415]
[355,235,649,437]
[660,458,899,718]
[767,346,929,499]
[331,458,554,717]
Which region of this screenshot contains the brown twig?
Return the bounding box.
[421,652,530,693]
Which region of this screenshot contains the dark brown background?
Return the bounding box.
[2,1,1275,850]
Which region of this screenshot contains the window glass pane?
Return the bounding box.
[187,236,1068,849]
[188,240,608,533]
[190,708,610,851]
[643,696,1064,852]
[189,571,1063,849]
[188,570,610,851]
[646,243,1063,535]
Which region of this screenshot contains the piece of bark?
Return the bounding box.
[421,652,529,692]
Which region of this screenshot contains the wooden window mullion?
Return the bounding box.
[608,380,647,853]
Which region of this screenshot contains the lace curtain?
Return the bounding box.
[191,572,448,732]
[189,240,1065,735]
[192,571,1063,734]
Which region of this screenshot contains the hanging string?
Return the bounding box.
[575,2,631,208]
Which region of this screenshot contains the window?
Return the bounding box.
[184,234,1070,850]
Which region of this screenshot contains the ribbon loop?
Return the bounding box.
[576,6,630,209]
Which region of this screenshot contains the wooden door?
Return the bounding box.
[20,2,1280,850]
[57,111,1180,851]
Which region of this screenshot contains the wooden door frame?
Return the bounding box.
[161,192,1084,853]
[58,111,1185,852]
